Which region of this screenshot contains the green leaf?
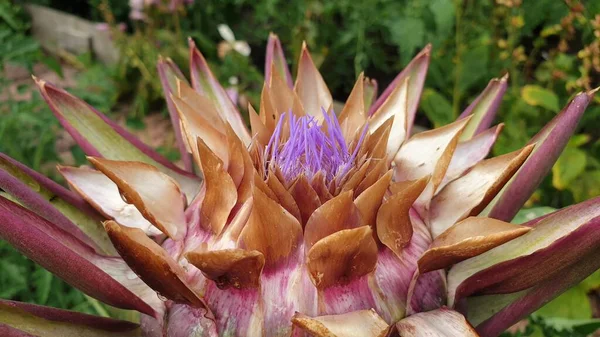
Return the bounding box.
[429,0,455,36]
[535,270,600,321]
[511,206,556,225]
[567,134,591,148]
[419,88,454,128]
[521,85,560,112]
[541,316,600,335]
[458,43,489,93]
[388,17,426,65]
[33,268,52,305]
[569,170,600,203]
[552,147,587,190]
[41,56,64,78]
[534,285,592,319]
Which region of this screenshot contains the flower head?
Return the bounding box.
[0,33,599,337]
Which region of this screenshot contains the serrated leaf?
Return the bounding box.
[521,85,560,112]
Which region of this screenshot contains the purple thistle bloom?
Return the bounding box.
[265,109,367,183]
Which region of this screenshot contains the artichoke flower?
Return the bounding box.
[1,33,599,337]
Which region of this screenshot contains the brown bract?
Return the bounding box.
[196,138,237,236]
[171,94,228,166]
[304,191,362,251]
[104,221,205,307]
[248,103,271,146]
[369,77,409,157]
[88,157,186,240]
[338,73,367,139]
[185,248,265,290]
[376,177,429,257]
[225,124,245,188]
[418,217,531,274]
[238,187,303,267]
[307,226,378,289]
[354,170,393,228]
[289,175,322,226]
[266,171,302,222]
[429,144,535,237]
[294,42,333,119]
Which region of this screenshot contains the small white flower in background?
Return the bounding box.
[217,24,251,58]
[228,76,239,86]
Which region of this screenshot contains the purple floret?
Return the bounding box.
[265,109,366,183]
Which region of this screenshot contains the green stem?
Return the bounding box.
[84,295,110,318]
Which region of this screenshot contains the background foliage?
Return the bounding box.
[2,0,600,333]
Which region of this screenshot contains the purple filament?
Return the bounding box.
[265,108,367,183]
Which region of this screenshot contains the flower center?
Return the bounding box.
[265,109,366,183]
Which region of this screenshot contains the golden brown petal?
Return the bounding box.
[269,65,305,118]
[185,248,265,290]
[176,79,223,127]
[354,170,393,228]
[259,83,278,132]
[266,171,302,222]
[376,177,429,257]
[225,124,245,189]
[369,77,409,157]
[104,221,205,307]
[307,226,378,289]
[88,157,186,240]
[289,175,322,226]
[418,217,531,274]
[248,103,271,148]
[338,73,367,139]
[429,144,535,237]
[249,140,265,178]
[356,159,390,196]
[339,159,371,196]
[311,171,334,203]
[291,310,390,337]
[294,42,333,118]
[171,94,228,166]
[238,187,303,266]
[366,122,393,160]
[196,138,237,235]
[393,117,470,190]
[304,191,362,250]
[253,170,277,201]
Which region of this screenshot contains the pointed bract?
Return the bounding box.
[458,75,508,140]
[35,78,200,201]
[370,45,430,136]
[188,39,251,145]
[265,33,293,88]
[485,91,593,221]
[0,300,141,337]
[294,42,333,118]
[0,197,155,316]
[448,196,600,306]
[157,56,193,170]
